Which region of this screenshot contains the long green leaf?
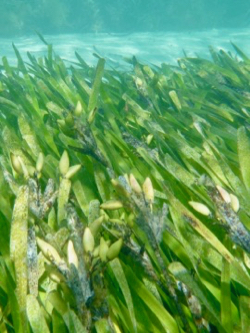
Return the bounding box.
[27,294,50,333]
[109,259,137,332]
[221,257,232,333]
[88,58,105,112]
[240,296,250,333]
[124,265,179,333]
[10,185,29,333]
[237,126,250,192]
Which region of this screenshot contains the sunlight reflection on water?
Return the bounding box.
[0,29,249,68]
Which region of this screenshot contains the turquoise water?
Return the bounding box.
[0,0,249,37]
[1,1,250,65]
[1,29,250,67]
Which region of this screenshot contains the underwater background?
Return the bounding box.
[1,0,250,65]
[1,0,250,35]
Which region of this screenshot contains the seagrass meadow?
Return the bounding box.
[1,41,250,333]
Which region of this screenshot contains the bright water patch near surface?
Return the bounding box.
[1,29,250,68]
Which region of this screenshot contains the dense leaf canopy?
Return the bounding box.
[0,41,250,332]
